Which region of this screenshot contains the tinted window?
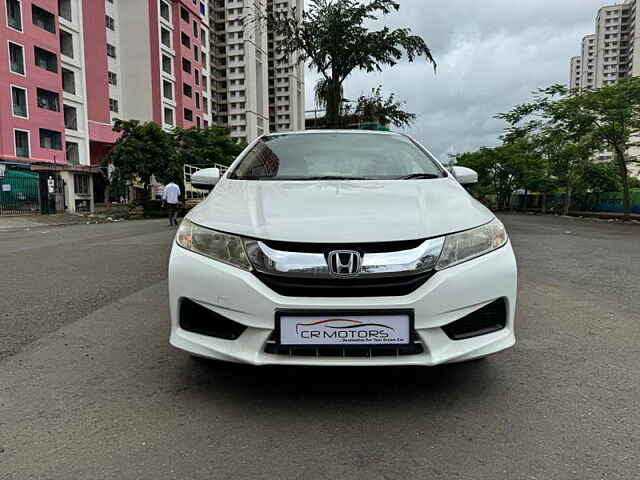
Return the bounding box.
[230,133,444,180]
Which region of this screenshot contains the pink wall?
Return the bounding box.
[0,0,67,164]
[171,0,206,129]
[82,0,116,144]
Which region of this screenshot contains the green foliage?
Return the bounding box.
[497,77,640,216]
[106,120,175,200]
[344,86,416,128]
[105,122,241,200]
[266,0,435,127]
[579,161,621,193]
[172,126,244,173]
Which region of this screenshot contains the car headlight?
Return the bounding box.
[436,218,508,270]
[176,219,252,271]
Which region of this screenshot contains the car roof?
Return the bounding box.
[261,129,405,138]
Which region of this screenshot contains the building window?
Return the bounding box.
[40,128,62,150]
[60,29,74,58]
[108,71,117,85]
[163,79,173,100]
[194,45,199,62]
[182,58,191,73]
[162,54,172,74]
[183,83,192,97]
[194,69,200,85]
[109,98,119,113]
[200,2,205,15]
[62,68,75,94]
[180,6,189,22]
[161,27,171,48]
[105,15,115,30]
[74,174,90,194]
[66,141,79,164]
[14,129,30,157]
[195,92,200,109]
[58,0,72,22]
[32,4,55,33]
[6,0,22,31]
[196,116,201,129]
[34,47,57,72]
[64,105,77,130]
[184,108,193,121]
[107,43,116,58]
[181,32,191,48]
[8,42,25,75]
[11,86,28,118]
[164,107,174,126]
[193,20,198,37]
[37,88,60,111]
[160,1,170,21]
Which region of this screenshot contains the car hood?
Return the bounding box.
[188,178,494,243]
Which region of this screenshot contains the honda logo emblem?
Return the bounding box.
[327,250,362,276]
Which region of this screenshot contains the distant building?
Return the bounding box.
[569,0,640,176]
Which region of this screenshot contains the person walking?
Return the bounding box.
[162,180,181,226]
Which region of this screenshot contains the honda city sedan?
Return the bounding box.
[168,130,517,366]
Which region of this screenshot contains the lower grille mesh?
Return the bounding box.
[264,334,425,358]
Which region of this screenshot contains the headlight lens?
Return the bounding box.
[436,218,508,270]
[176,219,252,271]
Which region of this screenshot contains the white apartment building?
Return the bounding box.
[569,56,581,89]
[208,0,304,143]
[569,1,640,173]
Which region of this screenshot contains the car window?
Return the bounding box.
[229,133,444,180]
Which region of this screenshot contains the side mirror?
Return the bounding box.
[451,166,478,185]
[191,168,221,190]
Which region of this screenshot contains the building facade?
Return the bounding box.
[207,0,304,143]
[569,0,640,175]
[1,0,304,214]
[1,0,211,212]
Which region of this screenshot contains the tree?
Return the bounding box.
[170,127,244,185]
[344,85,416,128]
[455,142,537,211]
[266,0,435,128]
[499,78,640,218]
[105,120,175,201]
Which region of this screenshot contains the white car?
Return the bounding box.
[169,131,517,366]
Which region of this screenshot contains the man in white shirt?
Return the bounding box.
[162,181,181,226]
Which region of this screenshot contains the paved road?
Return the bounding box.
[0,215,638,479]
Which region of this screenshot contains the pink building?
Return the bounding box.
[0,0,211,213]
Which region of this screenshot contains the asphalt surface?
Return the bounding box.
[0,214,638,479]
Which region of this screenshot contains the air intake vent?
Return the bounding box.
[442,298,507,340]
[179,298,247,340]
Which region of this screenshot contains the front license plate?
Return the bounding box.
[277,311,413,347]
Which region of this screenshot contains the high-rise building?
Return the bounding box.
[569,0,640,175]
[266,0,305,134]
[570,1,640,90]
[207,0,304,143]
[1,0,211,212]
[569,56,582,89]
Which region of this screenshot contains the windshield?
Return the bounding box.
[228,133,445,180]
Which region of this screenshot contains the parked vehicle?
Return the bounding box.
[168,131,517,366]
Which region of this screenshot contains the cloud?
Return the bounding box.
[303,0,609,160]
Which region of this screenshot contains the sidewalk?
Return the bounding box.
[0,213,113,231]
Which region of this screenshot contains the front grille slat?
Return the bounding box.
[253,271,435,297]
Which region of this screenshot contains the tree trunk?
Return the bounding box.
[614,145,631,219]
[541,193,547,214]
[523,188,528,211]
[325,78,342,129]
[562,184,572,216]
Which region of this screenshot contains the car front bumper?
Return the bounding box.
[168,241,517,366]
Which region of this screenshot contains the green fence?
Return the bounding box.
[0,168,41,215]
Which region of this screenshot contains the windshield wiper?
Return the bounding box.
[298,176,369,181]
[397,173,440,180]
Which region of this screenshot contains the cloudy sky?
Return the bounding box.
[303,0,610,161]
